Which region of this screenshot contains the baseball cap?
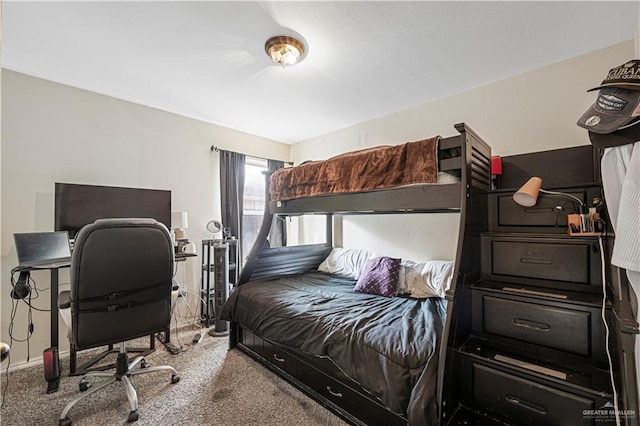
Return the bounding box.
[588,59,640,91]
[588,117,640,149]
[577,87,640,134]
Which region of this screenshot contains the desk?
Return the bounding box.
[48,265,67,393]
[155,252,197,354]
[14,264,70,393]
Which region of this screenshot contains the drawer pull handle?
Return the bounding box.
[273,354,285,363]
[326,386,343,398]
[505,394,547,415]
[523,207,555,214]
[520,257,553,265]
[513,318,550,331]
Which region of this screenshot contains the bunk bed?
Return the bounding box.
[221,123,491,425]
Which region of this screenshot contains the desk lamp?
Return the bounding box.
[513,177,589,233]
[171,211,189,240]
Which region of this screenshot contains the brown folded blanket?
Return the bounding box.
[270,136,439,202]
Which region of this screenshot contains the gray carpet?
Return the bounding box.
[0,330,348,425]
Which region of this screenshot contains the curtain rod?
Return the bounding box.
[210,145,293,166]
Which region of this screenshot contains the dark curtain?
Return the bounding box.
[220,150,246,258]
[268,159,286,247]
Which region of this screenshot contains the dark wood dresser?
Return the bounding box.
[445,146,638,426]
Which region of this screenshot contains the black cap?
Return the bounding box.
[577,87,640,134]
[588,118,640,149]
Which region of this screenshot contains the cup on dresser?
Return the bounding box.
[181,242,196,254]
[176,239,188,253]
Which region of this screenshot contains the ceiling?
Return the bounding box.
[2,1,639,144]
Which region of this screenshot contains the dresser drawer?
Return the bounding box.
[471,363,594,426]
[488,185,602,233]
[481,235,602,292]
[472,292,605,362]
[493,241,589,283]
[485,296,589,355]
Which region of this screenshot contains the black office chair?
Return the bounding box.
[58,219,179,426]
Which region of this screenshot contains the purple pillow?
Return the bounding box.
[354,256,401,297]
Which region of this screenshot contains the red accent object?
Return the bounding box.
[491,155,502,175]
[43,347,59,381]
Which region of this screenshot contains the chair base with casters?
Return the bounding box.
[59,341,180,426]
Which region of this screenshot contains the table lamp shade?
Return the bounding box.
[513,177,542,207]
[171,211,188,230]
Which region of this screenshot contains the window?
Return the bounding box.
[242,157,267,263]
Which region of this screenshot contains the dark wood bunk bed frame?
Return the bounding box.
[227,123,492,425]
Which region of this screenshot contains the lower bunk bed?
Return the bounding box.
[220,270,447,425]
[221,123,492,425]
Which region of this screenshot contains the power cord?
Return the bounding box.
[3,270,52,407]
[1,350,9,409]
[599,235,621,426]
[553,200,579,228]
[169,289,208,353]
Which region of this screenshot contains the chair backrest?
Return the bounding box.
[70,218,174,350]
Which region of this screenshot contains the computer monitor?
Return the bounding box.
[54,183,172,239]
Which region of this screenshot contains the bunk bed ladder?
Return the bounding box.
[438,123,491,424]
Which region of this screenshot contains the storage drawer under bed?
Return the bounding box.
[297,360,400,425]
[263,339,298,377]
[237,327,406,426]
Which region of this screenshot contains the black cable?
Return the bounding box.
[1,351,10,409]
[16,300,49,312]
[7,296,30,343]
[12,272,50,312]
[18,276,49,312]
[17,276,50,312]
[4,268,39,409]
[553,200,579,228]
[2,297,22,410]
[598,235,621,426]
[0,297,19,409]
[26,292,33,362]
[3,269,54,406]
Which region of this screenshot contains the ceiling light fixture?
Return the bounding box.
[265,36,305,67]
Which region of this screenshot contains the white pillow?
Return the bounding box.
[396,260,415,295]
[318,248,380,279]
[403,260,454,298]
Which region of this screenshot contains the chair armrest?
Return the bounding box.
[58,290,71,310]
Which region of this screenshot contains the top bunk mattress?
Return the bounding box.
[270,136,442,202]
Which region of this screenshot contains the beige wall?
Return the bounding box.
[1,70,290,367]
[2,40,636,368]
[291,41,635,260]
[294,41,633,160]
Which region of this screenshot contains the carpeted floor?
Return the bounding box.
[0,330,348,425]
